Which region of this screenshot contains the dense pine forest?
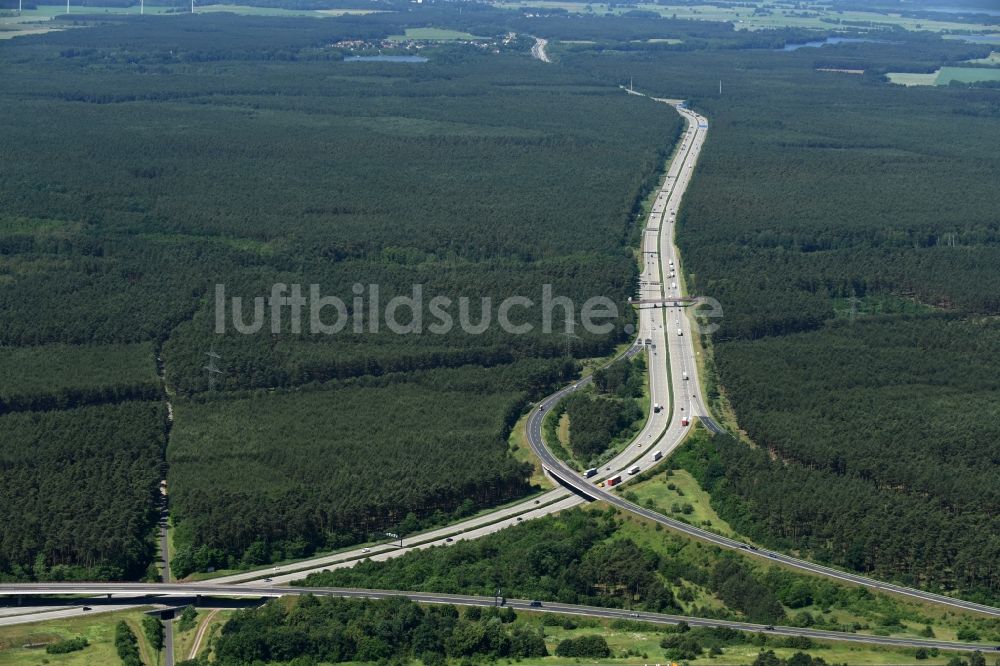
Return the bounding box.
[1,0,997,601]
[0,402,167,581]
[547,356,646,465]
[168,362,572,572]
[209,597,548,665]
[561,36,1000,602]
[0,343,160,413]
[0,11,682,577]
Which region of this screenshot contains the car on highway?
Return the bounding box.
[445,537,454,542]
[362,548,371,553]
[530,600,543,607]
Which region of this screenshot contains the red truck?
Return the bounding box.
[606,474,623,487]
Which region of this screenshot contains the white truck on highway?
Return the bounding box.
[653,403,662,413]
[677,328,683,336]
[628,465,641,475]
[652,450,663,461]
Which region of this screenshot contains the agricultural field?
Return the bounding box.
[888,65,1000,85]
[944,32,1000,45]
[886,70,941,85]
[388,26,487,41]
[194,4,381,16]
[0,24,65,38]
[936,65,1000,83]
[495,0,1000,34]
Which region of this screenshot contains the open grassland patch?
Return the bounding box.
[0,609,156,665]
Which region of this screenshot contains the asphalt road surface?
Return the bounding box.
[0,583,995,654]
[1,92,995,640]
[525,94,1000,619]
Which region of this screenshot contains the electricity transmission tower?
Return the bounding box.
[204,349,223,391]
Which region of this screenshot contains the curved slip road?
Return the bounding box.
[1,93,996,645]
[526,94,1000,619]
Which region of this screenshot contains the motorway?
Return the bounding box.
[0,584,995,653]
[1,93,997,655]
[523,95,1000,619]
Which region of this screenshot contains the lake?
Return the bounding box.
[343,55,429,63]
